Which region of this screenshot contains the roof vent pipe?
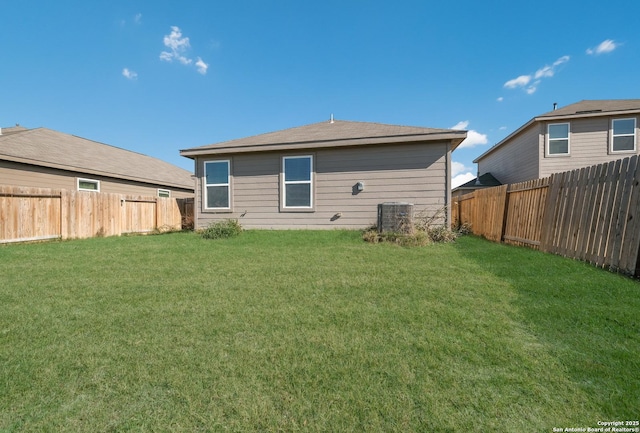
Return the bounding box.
[553,102,558,111]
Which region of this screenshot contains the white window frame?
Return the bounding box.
[282,155,314,210]
[204,160,231,211]
[611,118,636,153]
[547,122,570,156]
[157,189,171,198]
[77,178,100,192]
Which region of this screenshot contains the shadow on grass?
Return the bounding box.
[453,235,640,420]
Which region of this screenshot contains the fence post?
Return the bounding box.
[500,185,510,243]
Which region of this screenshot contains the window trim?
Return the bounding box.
[610,117,637,153]
[77,178,100,192]
[546,122,570,157]
[157,189,171,198]
[203,159,232,211]
[281,155,314,212]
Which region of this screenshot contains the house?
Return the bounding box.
[179,119,467,230]
[473,100,640,185]
[0,126,194,198]
[451,172,502,200]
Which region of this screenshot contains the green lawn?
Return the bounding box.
[1,231,638,432]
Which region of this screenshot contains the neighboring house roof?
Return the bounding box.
[180,119,467,157]
[474,99,640,163]
[0,127,194,190]
[0,125,28,135]
[452,172,502,192]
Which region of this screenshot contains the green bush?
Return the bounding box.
[199,219,243,239]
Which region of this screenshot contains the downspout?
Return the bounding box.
[445,142,452,229]
[193,158,200,229]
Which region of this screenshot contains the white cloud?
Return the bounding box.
[461,130,489,148]
[452,172,477,188]
[451,121,488,149]
[534,65,554,79]
[451,161,467,177]
[160,26,210,74]
[195,57,209,75]
[451,121,468,130]
[497,97,504,102]
[525,81,540,94]
[504,56,569,94]
[134,13,142,24]
[504,75,531,89]
[451,161,476,188]
[586,39,618,55]
[160,26,193,65]
[535,56,570,79]
[122,68,138,80]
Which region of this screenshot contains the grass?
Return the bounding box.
[0,230,638,432]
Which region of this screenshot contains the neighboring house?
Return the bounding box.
[180,119,466,229]
[451,172,502,200]
[0,126,194,198]
[473,99,640,185]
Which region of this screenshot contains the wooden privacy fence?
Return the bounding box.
[452,155,640,277]
[0,185,193,244]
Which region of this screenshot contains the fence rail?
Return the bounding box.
[0,185,193,244]
[452,155,640,277]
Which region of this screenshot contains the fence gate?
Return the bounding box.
[0,187,62,243]
[121,198,157,234]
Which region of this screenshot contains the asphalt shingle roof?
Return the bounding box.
[453,172,502,190]
[181,120,467,156]
[537,99,640,118]
[0,127,193,189]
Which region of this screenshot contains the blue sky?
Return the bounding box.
[2,1,638,186]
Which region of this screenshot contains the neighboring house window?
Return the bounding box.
[77,178,100,192]
[282,155,313,209]
[204,160,231,210]
[611,118,636,152]
[547,123,570,155]
[158,189,171,198]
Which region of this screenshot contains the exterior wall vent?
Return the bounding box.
[377,202,414,233]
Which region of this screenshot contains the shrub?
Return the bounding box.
[362,207,463,246]
[199,219,243,239]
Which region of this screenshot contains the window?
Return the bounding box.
[157,189,171,198]
[282,155,313,209]
[547,123,570,155]
[204,160,230,210]
[77,178,100,192]
[612,118,636,152]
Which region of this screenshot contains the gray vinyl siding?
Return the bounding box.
[0,160,194,198]
[540,116,640,178]
[478,124,540,184]
[478,115,640,185]
[195,142,448,229]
